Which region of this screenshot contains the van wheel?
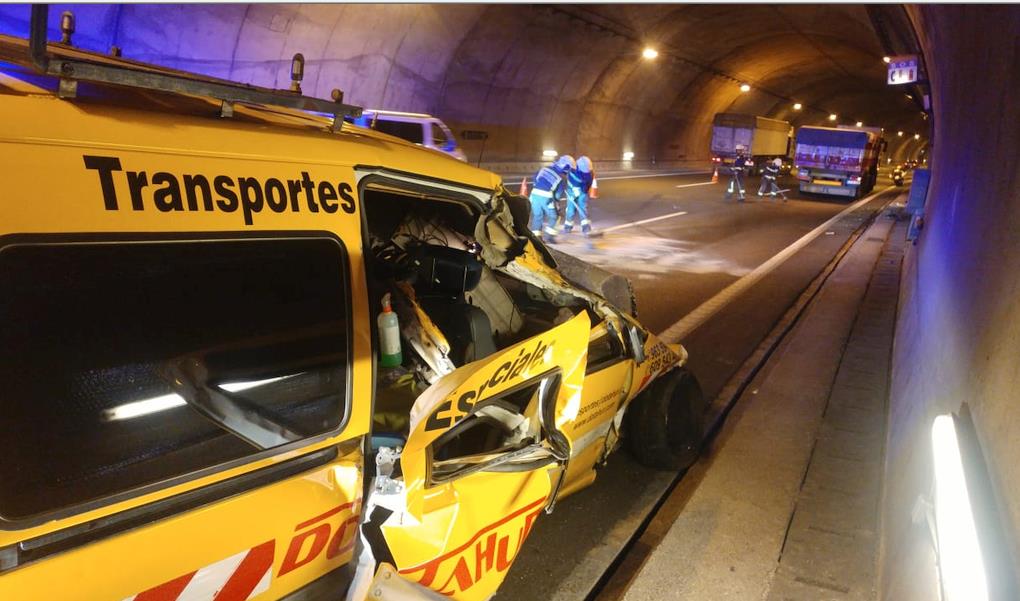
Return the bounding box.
[626,368,706,471]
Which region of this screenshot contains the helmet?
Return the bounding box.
[554,155,576,173]
[773,158,782,167]
[577,155,593,173]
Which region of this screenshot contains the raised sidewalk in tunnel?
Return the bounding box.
[616,207,908,600]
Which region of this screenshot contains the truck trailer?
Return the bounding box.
[710,113,792,174]
[794,125,884,199]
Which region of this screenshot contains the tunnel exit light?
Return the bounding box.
[642,47,658,60]
[793,102,802,110]
[739,83,751,93]
[931,414,989,601]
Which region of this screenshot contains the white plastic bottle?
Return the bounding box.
[378,293,402,368]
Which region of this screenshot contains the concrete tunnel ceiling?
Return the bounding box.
[0,3,930,164]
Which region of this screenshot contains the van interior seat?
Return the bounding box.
[414,245,497,365]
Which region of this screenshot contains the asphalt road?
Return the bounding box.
[499,170,905,600]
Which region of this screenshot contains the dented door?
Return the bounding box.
[378,313,590,600]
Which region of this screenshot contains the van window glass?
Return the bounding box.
[431,123,452,150]
[0,237,350,520]
[373,118,425,144]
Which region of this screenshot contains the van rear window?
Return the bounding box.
[0,236,350,521]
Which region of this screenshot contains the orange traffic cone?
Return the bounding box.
[711,167,719,183]
[518,178,528,196]
[589,177,599,199]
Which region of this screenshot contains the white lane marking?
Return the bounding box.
[601,210,689,234]
[658,186,895,343]
[598,170,711,181]
[675,181,716,189]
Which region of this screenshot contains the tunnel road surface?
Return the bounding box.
[499,172,903,600]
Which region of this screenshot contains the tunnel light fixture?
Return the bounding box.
[898,131,904,137]
[622,151,635,161]
[914,133,921,140]
[828,114,837,122]
[883,55,892,63]
[739,83,751,93]
[542,149,558,158]
[931,414,989,601]
[793,102,802,110]
[642,47,658,60]
[855,121,864,127]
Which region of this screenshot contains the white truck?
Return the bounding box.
[710,113,792,174]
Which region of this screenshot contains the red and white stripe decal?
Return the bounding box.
[124,540,274,601]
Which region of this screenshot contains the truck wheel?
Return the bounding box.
[626,368,706,471]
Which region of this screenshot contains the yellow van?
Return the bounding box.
[0,19,702,601]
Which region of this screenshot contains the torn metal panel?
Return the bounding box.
[391,282,456,384]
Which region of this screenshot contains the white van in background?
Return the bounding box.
[352,110,467,161]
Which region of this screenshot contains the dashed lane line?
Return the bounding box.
[600,210,689,234]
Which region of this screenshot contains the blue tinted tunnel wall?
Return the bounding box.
[0,4,930,171]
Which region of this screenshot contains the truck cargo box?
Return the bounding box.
[794,126,871,174]
[711,113,790,158]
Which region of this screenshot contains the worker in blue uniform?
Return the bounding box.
[529,155,574,243]
[728,145,749,201]
[564,155,595,235]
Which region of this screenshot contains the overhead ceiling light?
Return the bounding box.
[914,134,921,140]
[542,149,558,158]
[898,131,904,137]
[883,56,892,63]
[622,151,635,161]
[739,83,751,93]
[642,47,658,60]
[828,114,838,121]
[793,102,802,110]
[856,121,864,127]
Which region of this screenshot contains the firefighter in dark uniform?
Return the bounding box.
[758,157,786,201]
[728,145,749,201]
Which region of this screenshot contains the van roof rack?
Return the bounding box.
[20,5,362,131]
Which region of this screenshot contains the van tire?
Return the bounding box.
[626,368,705,471]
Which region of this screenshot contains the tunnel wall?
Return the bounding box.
[880,6,1020,599]
[0,3,926,174]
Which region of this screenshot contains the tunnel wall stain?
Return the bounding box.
[881,6,1020,599]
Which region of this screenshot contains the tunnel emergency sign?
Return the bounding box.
[887,55,919,85]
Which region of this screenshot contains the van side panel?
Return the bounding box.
[0,96,374,599]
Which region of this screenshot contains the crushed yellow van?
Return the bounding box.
[0,12,703,601]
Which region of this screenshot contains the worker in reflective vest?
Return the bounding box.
[529,155,574,243]
[564,155,595,235]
